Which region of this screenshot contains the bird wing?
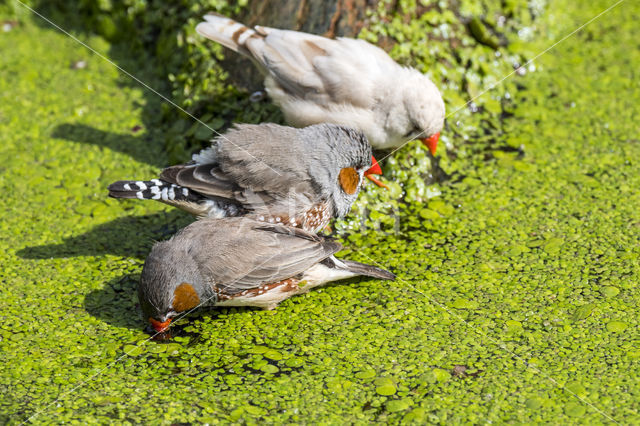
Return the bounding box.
[190,220,341,293]
[159,163,237,200]
[159,124,318,213]
[215,124,318,198]
[245,29,391,108]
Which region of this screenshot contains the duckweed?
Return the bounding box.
[606,321,628,333]
[386,398,412,412]
[451,298,478,310]
[375,378,397,396]
[572,304,596,322]
[565,402,587,417]
[431,368,451,383]
[601,286,620,298]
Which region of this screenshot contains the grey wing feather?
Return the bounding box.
[158,124,317,209]
[160,164,236,199]
[215,124,315,194]
[184,219,341,293]
[253,223,324,242]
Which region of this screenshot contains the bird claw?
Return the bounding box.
[249,90,266,102]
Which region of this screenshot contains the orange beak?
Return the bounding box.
[364,155,388,189]
[421,132,440,155]
[149,317,172,333]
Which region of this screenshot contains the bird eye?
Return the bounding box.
[404,126,420,138]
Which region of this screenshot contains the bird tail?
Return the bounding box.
[195,14,262,54]
[108,180,202,203]
[329,258,396,281]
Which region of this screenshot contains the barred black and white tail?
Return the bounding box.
[108,179,243,218]
[195,14,262,55]
[108,179,203,203]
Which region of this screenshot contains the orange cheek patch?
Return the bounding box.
[338,167,359,195]
[172,282,200,312]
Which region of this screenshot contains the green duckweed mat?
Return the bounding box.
[1,0,639,423]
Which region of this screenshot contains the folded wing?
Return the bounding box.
[183,220,342,293]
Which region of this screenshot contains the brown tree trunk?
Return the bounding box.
[223,0,373,91]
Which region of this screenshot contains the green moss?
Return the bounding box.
[1,0,640,423]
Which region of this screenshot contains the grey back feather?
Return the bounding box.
[132,123,371,221]
[211,123,371,217]
[175,217,341,293]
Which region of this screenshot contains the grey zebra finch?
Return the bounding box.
[108,123,382,233]
[140,216,395,333]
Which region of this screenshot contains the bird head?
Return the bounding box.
[305,124,378,217]
[386,71,445,153]
[139,241,205,333]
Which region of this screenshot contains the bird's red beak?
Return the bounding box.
[364,155,387,189]
[149,317,172,333]
[365,155,382,176]
[421,132,440,155]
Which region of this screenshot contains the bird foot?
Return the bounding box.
[249,90,266,102]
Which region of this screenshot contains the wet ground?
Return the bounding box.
[1,0,638,423]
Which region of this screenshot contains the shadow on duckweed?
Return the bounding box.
[52,123,167,168]
[84,274,143,330]
[17,210,193,260]
[29,2,284,164]
[421,151,454,185]
[27,2,183,158]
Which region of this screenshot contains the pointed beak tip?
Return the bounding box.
[364,155,382,176]
[149,317,172,333]
[422,132,440,156]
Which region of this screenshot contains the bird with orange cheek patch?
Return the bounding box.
[109,123,382,233]
[140,217,395,333]
[195,14,444,156]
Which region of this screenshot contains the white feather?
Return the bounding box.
[196,15,445,149]
[192,146,217,164]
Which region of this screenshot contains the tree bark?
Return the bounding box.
[223,0,373,91]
